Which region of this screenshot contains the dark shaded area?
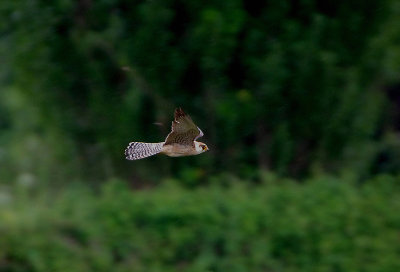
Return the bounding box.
[0,0,399,184]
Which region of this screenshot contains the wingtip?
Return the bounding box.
[174,107,186,119]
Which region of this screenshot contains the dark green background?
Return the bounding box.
[1,0,400,271]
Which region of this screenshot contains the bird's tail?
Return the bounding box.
[124,142,164,160]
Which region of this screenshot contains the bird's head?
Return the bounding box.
[195,141,209,153]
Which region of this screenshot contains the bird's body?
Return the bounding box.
[161,141,206,157]
[125,108,208,160]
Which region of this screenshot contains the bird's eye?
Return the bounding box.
[201,145,206,150]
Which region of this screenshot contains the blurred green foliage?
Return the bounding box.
[1,0,400,184]
[1,175,400,272]
[1,1,400,270]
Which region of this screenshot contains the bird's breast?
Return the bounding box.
[161,144,198,157]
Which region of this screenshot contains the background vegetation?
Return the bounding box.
[1,0,400,271]
[2,176,400,272]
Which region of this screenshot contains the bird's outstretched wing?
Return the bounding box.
[164,108,203,146]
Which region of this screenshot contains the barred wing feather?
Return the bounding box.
[164,108,203,146]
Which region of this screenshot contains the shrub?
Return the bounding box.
[1,176,400,271]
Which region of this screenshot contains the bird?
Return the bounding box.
[125,107,209,160]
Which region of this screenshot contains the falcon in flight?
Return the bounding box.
[125,108,209,160]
